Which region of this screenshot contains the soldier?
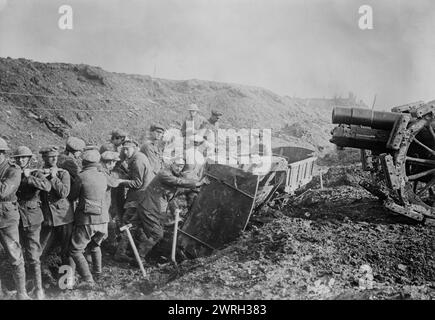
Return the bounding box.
[57,137,86,204]
[0,138,31,300]
[113,139,153,262]
[181,104,208,137]
[99,129,128,154]
[182,134,211,211]
[207,110,223,130]
[12,146,51,300]
[140,123,165,176]
[133,157,208,263]
[39,146,75,280]
[99,151,122,252]
[69,149,108,289]
[100,130,129,234]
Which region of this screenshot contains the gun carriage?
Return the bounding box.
[330,101,435,226]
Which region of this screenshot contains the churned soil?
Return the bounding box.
[1,166,432,300]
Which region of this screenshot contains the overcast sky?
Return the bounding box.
[0,0,434,109]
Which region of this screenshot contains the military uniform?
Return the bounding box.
[100,135,129,226]
[39,154,74,267]
[114,145,153,261]
[70,152,108,284]
[121,148,154,219]
[99,128,128,154]
[134,168,198,259]
[57,153,81,201]
[0,155,30,299]
[181,113,209,137]
[99,151,122,252]
[17,170,51,263]
[140,140,164,176]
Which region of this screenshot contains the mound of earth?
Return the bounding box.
[0,57,365,155]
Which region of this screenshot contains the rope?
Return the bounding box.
[0,89,221,113]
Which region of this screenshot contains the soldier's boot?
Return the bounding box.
[90,246,102,281]
[114,233,134,263]
[13,263,31,300]
[106,220,118,253]
[71,253,96,290]
[32,263,45,300]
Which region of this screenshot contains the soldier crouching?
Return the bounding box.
[69,149,108,289]
[133,157,208,264]
[0,138,31,300]
[12,146,51,300]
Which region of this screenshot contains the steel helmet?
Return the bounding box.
[11,146,33,158]
[0,137,10,151]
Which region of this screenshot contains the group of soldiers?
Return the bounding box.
[0,105,222,299]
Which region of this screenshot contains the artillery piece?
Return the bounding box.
[330,101,435,226]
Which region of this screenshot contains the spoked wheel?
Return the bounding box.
[387,115,435,225]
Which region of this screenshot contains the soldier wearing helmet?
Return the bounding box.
[0,138,31,299]
[11,146,51,299]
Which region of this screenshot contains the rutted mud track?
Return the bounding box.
[1,166,434,300]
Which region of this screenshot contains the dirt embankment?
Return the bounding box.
[0,57,365,155]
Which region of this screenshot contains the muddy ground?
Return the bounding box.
[1,165,434,300]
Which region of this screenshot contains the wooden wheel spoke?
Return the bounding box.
[417,176,435,196]
[405,156,435,166]
[413,137,435,156]
[408,168,435,181]
[428,123,435,142]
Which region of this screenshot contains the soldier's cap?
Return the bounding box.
[150,123,165,132]
[188,103,199,112]
[39,146,59,157]
[171,156,185,165]
[101,151,120,162]
[11,146,33,158]
[82,149,101,163]
[122,139,138,148]
[66,137,86,152]
[0,137,10,151]
[211,109,223,116]
[111,129,128,139]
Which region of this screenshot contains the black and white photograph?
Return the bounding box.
[0,0,434,305]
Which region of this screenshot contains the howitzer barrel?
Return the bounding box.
[332,107,401,130]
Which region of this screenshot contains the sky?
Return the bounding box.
[0,0,435,109]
